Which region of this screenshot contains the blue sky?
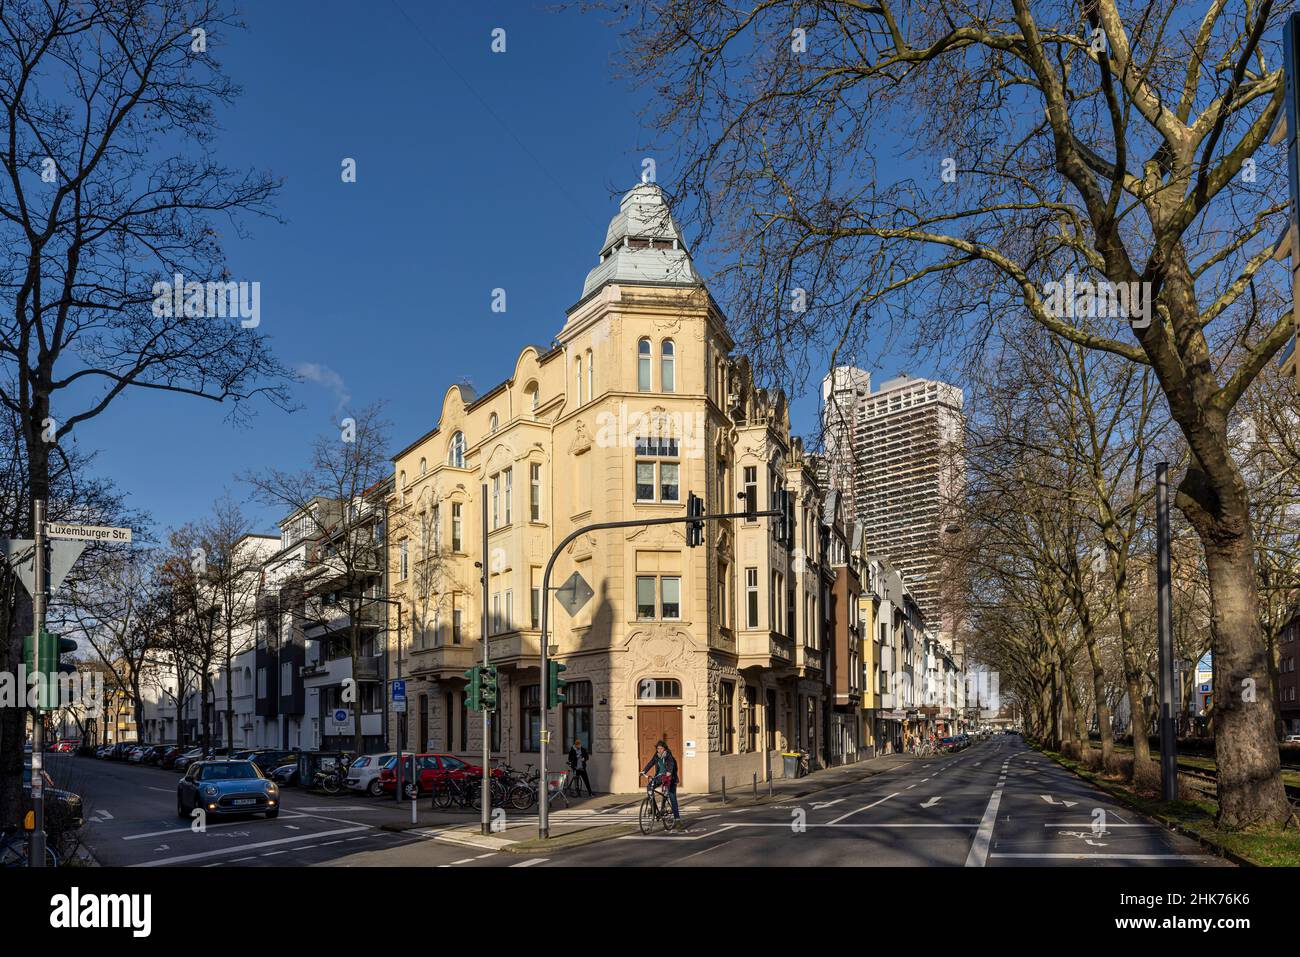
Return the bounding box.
[71,1,924,539]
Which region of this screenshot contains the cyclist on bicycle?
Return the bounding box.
[639,740,683,830]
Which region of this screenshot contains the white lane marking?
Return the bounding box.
[722,822,977,828]
[1041,822,1156,828]
[123,812,310,841]
[989,853,1217,861]
[510,857,549,867]
[145,787,172,793]
[262,850,285,857]
[965,786,1004,867]
[131,826,368,867]
[476,852,496,859]
[827,791,898,825]
[920,797,942,808]
[672,839,736,863]
[451,857,476,865]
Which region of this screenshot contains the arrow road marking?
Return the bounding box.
[811,798,845,810]
[1039,794,1078,807]
[920,797,942,808]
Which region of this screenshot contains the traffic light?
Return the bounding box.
[547,660,568,709]
[463,665,483,712]
[771,489,794,548]
[23,630,76,711]
[685,492,705,548]
[481,665,499,709]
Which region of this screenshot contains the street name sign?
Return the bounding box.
[47,523,132,543]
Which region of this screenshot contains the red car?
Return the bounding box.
[377,753,501,797]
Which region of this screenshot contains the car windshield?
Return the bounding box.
[352,757,370,768]
[199,762,261,781]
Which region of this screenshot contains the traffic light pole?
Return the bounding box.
[30,499,47,868]
[480,482,491,835]
[537,502,783,839]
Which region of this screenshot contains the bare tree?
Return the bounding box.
[243,405,391,757]
[621,0,1295,828]
[192,496,266,752]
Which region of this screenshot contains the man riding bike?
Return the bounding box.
[640,739,683,830]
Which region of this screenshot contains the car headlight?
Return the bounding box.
[202,785,218,797]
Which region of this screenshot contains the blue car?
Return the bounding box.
[177,760,280,819]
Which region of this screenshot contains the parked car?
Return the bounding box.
[378,753,498,797]
[345,753,397,797]
[22,760,85,833]
[94,745,111,759]
[249,749,300,777]
[1284,734,1300,743]
[109,742,136,761]
[271,763,300,787]
[158,745,188,769]
[126,744,153,763]
[140,745,170,765]
[52,738,79,753]
[176,760,280,819]
[173,748,207,772]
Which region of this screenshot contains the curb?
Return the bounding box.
[1032,742,1253,868]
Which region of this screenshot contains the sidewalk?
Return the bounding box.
[319,750,921,854]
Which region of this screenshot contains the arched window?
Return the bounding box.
[661,340,675,393]
[586,348,594,402]
[637,678,682,700]
[418,457,427,475]
[489,413,498,434]
[575,355,584,405]
[637,338,652,392]
[525,382,539,414]
[448,432,465,468]
[399,470,407,488]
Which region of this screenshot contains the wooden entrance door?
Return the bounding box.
[637,705,684,787]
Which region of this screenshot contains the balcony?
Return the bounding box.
[796,644,823,675]
[737,631,794,671]
[488,632,541,665]
[406,643,477,678]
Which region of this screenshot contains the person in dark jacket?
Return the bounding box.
[640,740,683,829]
[567,739,592,796]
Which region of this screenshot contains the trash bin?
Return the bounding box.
[782,752,801,778]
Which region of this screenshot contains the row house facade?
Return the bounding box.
[384,182,870,793]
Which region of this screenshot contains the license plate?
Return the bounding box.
[233,798,256,806]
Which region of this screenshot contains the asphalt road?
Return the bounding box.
[47,753,495,868]
[446,735,1229,868]
[49,736,1227,868]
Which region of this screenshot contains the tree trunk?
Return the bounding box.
[1200,533,1292,828]
[1084,636,1114,767]
[225,656,235,751]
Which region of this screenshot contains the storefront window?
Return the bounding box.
[521,684,541,751]
[563,681,594,753]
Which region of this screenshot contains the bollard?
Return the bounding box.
[753,773,758,799]
[410,796,417,825]
[721,776,727,805]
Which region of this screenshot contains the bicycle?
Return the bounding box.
[0,829,60,868]
[638,772,676,834]
[432,775,479,810]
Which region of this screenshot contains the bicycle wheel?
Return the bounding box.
[509,784,533,810]
[638,794,657,835]
[431,782,452,810]
[0,839,24,867]
[658,793,674,832]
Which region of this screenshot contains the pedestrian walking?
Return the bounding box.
[568,738,593,796]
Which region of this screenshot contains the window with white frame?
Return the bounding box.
[504,468,512,524]
[634,436,679,503]
[451,503,462,551]
[634,575,680,620]
[746,567,759,628]
[399,540,409,581]
[530,463,542,521]
[637,338,652,392]
[448,432,465,468]
[661,340,676,392]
